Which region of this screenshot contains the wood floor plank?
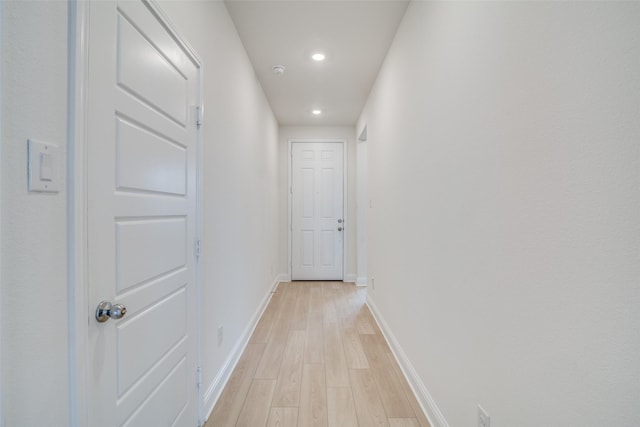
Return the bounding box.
[360,334,414,418]
[298,364,328,427]
[290,285,311,330]
[252,290,283,343]
[267,407,298,427]
[322,286,339,325]
[209,282,430,427]
[342,327,370,369]
[387,353,432,427]
[333,285,355,328]
[270,296,295,344]
[389,418,421,427]
[327,387,358,427]
[235,379,276,427]
[375,330,393,354]
[276,283,299,323]
[355,305,377,335]
[272,330,306,407]
[349,368,389,427]
[206,343,266,427]
[255,341,286,380]
[324,322,350,387]
[304,310,324,364]
[255,286,297,379]
[309,286,323,313]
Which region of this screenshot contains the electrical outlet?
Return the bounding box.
[478,405,490,427]
[217,326,224,346]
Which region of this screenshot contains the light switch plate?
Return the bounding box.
[28,139,60,192]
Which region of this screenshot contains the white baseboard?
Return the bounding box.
[366,295,449,427]
[278,272,291,283]
[356,276,368,287]
[202,275,281,423]
[344,273,357,283]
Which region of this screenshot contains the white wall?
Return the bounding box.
[355,125,368,285]
[1,1,70,425]
[0,4,4,424]
[359,2,640,426]
[1,1,280,424]
[278,126,357,281]
[157,1,281,418]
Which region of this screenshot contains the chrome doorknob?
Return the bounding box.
[95,301,127,323]
[337,219,343,223]
[337,227,343,231]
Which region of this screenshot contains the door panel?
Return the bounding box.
[320,168,335,217]
[87,1,199,426]
[117,288,187,395]
[302,231,315,266]
[116,218,186,292]
[116,7,188,125]
[302,169,314,217]
[321,230,335,266]
[120,357,189,427]
[291,142,344,280]
[116,117,187,195]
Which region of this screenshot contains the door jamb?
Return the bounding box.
[288,139,348,281]
[68,1,90,425]
[0,2,4,423]
[67,1,204,425]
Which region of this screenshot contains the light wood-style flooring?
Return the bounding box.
[206,281,430,427]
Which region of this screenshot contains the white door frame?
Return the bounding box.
[0,2,3,421]
[288,139,348,281]
[67,2,204,425]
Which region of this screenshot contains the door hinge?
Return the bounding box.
[290,186,293,194]
[195,106,202,129]
[194,238,201,259]
[196,366,202,388]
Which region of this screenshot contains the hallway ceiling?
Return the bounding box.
[224,0,409,126]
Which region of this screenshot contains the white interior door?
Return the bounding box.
[291,142,344,280]
[87,2,200,426]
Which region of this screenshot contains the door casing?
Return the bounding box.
[288,139,348,281]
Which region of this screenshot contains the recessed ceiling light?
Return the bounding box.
[311,53,325,62]
[272,65,286,76]
[312,109,322,115]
